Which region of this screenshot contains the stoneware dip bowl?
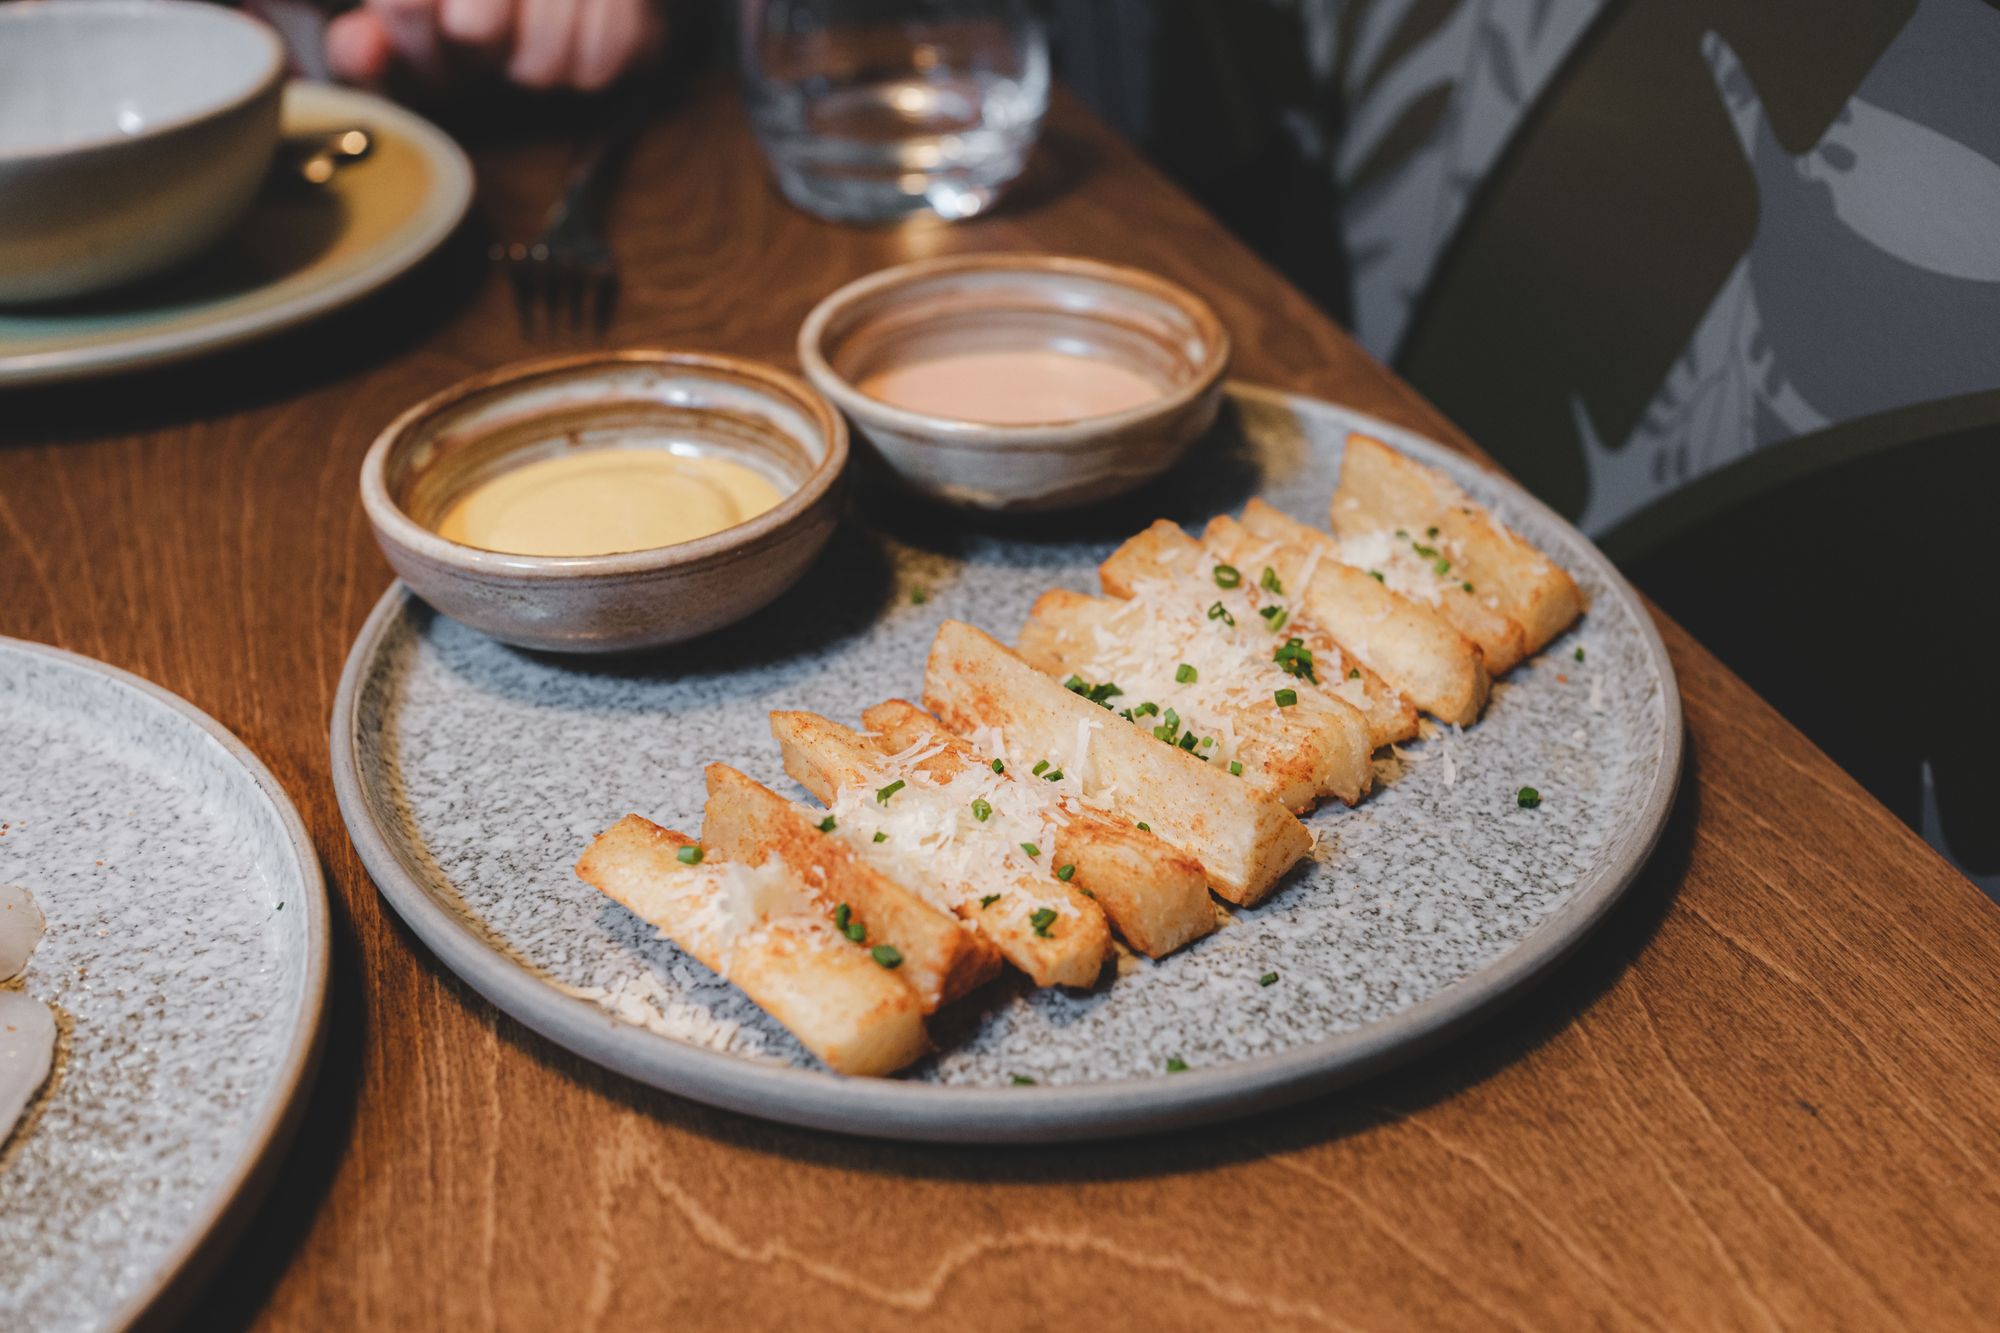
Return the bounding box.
[0,0,286,303]
[798,254,1230,512]
[360,351,849,653]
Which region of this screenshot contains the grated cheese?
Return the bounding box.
[812,750,1078,928]
[1061,573,1352,770]
[1330,526,1469,607]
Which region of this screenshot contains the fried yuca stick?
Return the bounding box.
[1016,585,1373,810]
[1240,491,1526,672]
[1208,509,1490,726]
[770,710,1113,989]
[1096,519,1419,748]
[1333,433,1585,657]
[923,620,1313,907]
[859,699,1217,959]
[576,816,928,1077]
[701,764,1002,1011]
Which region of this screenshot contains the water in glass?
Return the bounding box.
[741,0,1049,223]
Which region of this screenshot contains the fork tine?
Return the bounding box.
[561,265,584,333]
[508,257,536,337]
[590,269,619,337]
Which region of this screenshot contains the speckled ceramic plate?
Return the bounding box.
[331,385,1680,1142]
[0,641,328,1330]
[0,81,472,387]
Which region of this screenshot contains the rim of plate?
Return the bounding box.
[329,386,1683,1143]
[0,636,330,1326]
[0,81,473,387]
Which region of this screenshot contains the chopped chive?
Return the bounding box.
[844,921,866,942]
[1274,637,1315,681]
[1213,563,1242,588]
[1056,864,1076,881]
[1043,768,1065,782]
[1136,822,1150,832]
[1229,760,1243,776]
[676,845,704,865]
[1165,1057,1189,1073]
[1199,736,1214,748]
[1010,1074,1036,1085]
[873,831,888,843]
[1063,673,1087,694]
[1427,525,1440,538]
[1274,688,1298,707]
[1369,569,1386,582]
[910,586,928,605]
[1267,608,1289,633]
[1175,663,1197,684]
[871,944,903,968]
[1134,701,1159,718]
[1574,646,1586,663]
[992,757,1005,774]
[1434,558,1451,575]
[1348,668,1360,679]
[1030,907,1057,937]
[1079,887,1095,899]
[971,797,992,822]
[1260,566,1284,594]
[1462,581,1476,592]
[1412,542,1438,559]
[980,893,1001,908]
[1207,601,1235,626]
[816,814,837,833]
[1032,759,1049,776]
[1020,842,1040,858]
[1260,971,1279,987]
[833,903,851,930]
[1087,681,1124,706]
[1258,604,1282,620]
[875,779,905,804]
[1517,786,1542,809]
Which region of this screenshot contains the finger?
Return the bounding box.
[439,0,513,47]
[366,0,443,76]
[326,10,393,83]
[570,0,645,91]
[507,0,581,89]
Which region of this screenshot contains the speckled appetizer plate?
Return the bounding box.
[331,386,1680,1143]
[0,641,328,1329]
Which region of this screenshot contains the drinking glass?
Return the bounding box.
[740,0,1050,223]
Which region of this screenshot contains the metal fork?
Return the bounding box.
[499,84,652,337]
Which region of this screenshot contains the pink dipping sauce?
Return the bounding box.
[857,349,1166,425]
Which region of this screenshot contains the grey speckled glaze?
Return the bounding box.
[332,386,1680,1142]
[0,641,327,1331]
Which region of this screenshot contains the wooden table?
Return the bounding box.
[7,81,1999,1331]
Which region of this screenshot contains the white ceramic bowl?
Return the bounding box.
[798,255,1231,512]
[0,0,286,304]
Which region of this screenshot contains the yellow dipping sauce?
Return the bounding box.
[436,449,784,557]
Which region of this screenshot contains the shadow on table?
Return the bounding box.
[482,736,1699,1184]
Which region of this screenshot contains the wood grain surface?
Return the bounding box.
[4,81,1999,1331]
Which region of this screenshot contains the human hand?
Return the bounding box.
[327,0,664,93]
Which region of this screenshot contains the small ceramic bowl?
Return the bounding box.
[0,0,286,304]
[798,254,1229,512]
[360,351,849,654]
